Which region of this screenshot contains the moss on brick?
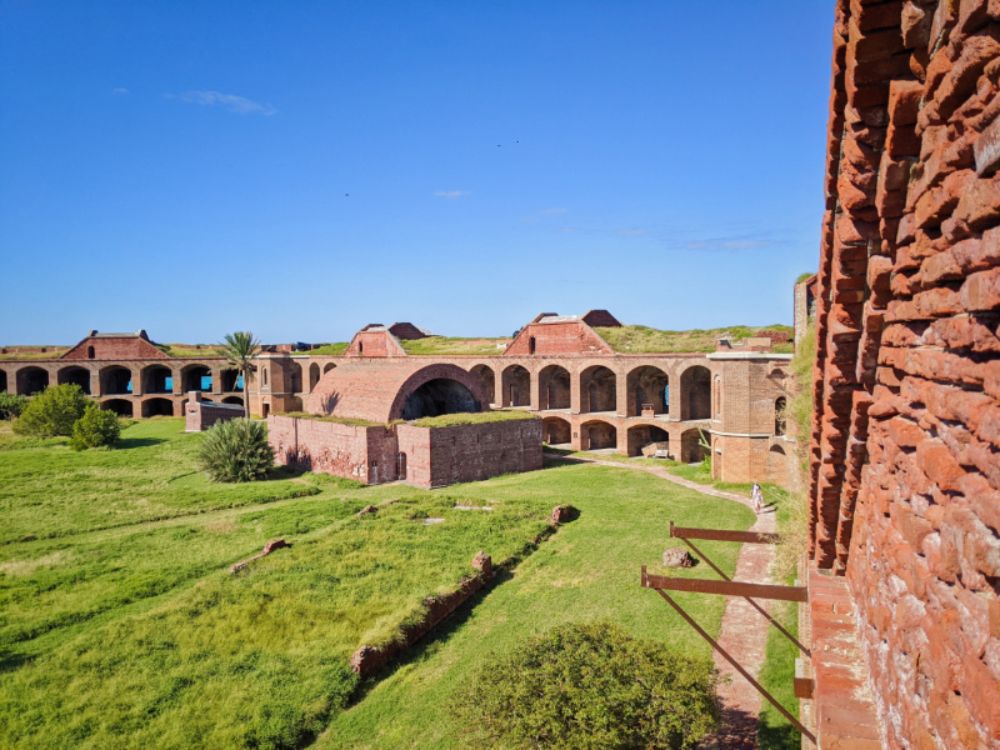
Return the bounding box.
[409,410,538,428]
[594,324,794,354]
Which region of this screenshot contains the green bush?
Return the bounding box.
[70,404,121,450]
[0,393,29,420]
[451,621,719,749]
[198,418,274,482]
[13,384,88,437]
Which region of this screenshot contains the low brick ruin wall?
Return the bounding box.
[267,414,543,488]
[184,397,244,432]
[267,415,398,484]
[397,418,543,488]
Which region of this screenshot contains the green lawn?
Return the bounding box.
[594,324,794,353]
[0,419,319,543]
[0,419,756,749]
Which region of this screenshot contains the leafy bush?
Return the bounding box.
[13,384,88,437]
[0,393,29,420]
[198,418,274,482]
[451,621,719,749]
[70,404,121,450]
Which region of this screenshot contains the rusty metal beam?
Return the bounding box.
[646,575,816,744]
[677,536,811,657]
[669,521,781,545]
[641,568,808,602]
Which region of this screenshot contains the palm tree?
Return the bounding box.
[221,331,260,419]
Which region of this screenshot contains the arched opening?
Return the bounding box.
[538,365,570,410]
[16,366,49,395]
[262,403,271,418]
[469,365,496,405]
[680,365,711,420]
[774,397,787,436]
[501,364,530,407]
[580,365,616,413]
[0,370,7,392]
[768,444,788,485]
[358,341,364,355]
[528,336,536,354]
[581,420,617,450]
[222,395,244,406]
[101,398,134,417]
[400,378,481,420]
[680,428,708,463]
[220,369,244,392]
[625,366,668,417]
[288,362,303,393]
[262,368,268,386]
[542,416,571,446]
[626,424,670,457]
[58,366,91,395]
[86,346,95,359]
[142,365,173,394]
[181,365,212,393]
[323,362,337,374]
[141,398,174,417]
[100,366,133,395]
[309,363,320,391]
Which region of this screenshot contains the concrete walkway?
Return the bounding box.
[569,456,777,749]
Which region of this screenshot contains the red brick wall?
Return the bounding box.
[184,398,242,431]
[267,415,397,484]
[810,2,1000,746]
[396,419,543,488]
[505,321,612,356]
[62,335,168,361]
[345,330,405,357]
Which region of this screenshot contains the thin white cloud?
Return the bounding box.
[539,207,568,215]
[168,90,276,116]
[433,190,469,199]
[112,87,129,95]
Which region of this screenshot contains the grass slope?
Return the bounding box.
[400,336,510,355]
[0,420,317,543]
[595,324,795,354]
[320,463,755,749]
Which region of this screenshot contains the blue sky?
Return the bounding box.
[0,1,833,344]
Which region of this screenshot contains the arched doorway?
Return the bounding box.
[288,362,303,393]
[626,424,670,457]
[308,363,321,391]
[101,398,134,417]
[323,362,337,374]
[181,365,212,393]
[400,378,481,420]
[501,364,530,407]
[680,365,711,420]
[58,366,91,395]
[680,428,708,463]
[580,366,616,413]
[100,366,133,396]
[142,365,173,394]
[141,398,174,417]
[469,365,496,405]
[538,365,571,410]
[625,365,668,417]
[222,396,244,406]
[16,366,49,395]
[581,420,617,450]
[542,416,571,446]
[774,397,787,436]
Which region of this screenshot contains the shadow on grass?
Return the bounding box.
[757,720,801,750]
[0,650,31,675]
[117,437,167,449]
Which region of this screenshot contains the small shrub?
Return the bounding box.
[451,621,719,749]
[0,393,29,420]
[199,419,274,482]
[70,404,121,450]
[13,384,88,437]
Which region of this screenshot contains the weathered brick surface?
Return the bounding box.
[811,2,1000,746]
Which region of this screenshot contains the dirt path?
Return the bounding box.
[569,456,777,748]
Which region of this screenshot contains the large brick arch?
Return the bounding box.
[389,364,489,421]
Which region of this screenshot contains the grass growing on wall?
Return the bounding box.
[399,336,511,355]
[409,410,538,427]
[594,324,795,354]
[308,342,350,355]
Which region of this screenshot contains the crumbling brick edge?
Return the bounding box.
[349,504,578,680]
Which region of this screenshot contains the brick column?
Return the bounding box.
[615,368,628,417]
[570,368,582,414]
[131,366,143,397]
[668,367,682,419]
[493,368,504,407]
[529,367,540,411]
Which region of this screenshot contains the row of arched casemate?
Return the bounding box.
[0,358,787,439]
[0,362,246,418]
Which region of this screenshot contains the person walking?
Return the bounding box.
[751,483,763,514]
